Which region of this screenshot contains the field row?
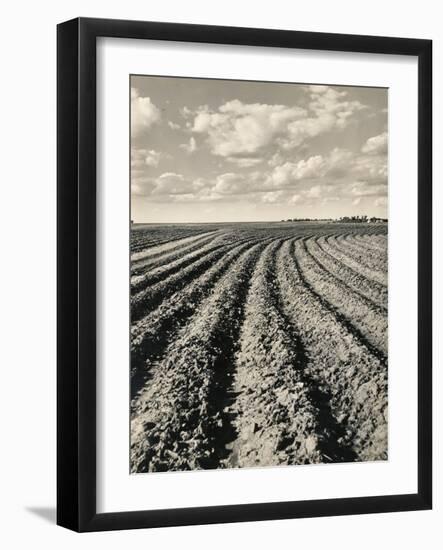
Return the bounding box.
[130,224,388,472]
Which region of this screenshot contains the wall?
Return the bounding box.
[0,1,440,547]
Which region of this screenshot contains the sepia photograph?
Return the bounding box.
[129,75,388,474]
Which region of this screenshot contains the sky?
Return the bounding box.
[130,75,388,223]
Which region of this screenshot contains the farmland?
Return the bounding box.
[130,222,388,473]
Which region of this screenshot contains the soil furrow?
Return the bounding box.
[298,238,388,355]
[339,233,388,267]
[130,238,269,402]
[353,239,386,255]
[330,234,388,276]
[131,229,219,261]
[130,240,267,472]
[131,231,222,276]
[226,238,357,467]
[131,229,211,254]
[131,239,227,294]
[130,224,389,473]
[130,239,257,322]
[312,236,388,309]
[294,239,388,365]
[347,233,388,255]
[323,235,387,287]
[278,238,388,461]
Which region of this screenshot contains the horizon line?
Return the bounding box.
[131,217,388,225]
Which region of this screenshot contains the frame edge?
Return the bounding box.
[57,16,433,532]
[417,39,433,510]
[57,17,81,532]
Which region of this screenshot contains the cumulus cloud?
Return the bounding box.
[191,99,307,157]
[264,148,354,189]
[213,173,248,195]
[306,85,330,94]
[279,86,367,149]
[226,157,263,168]
[261,191,285,203]
[131,88,161,138]
[180,106,193,118]
[131,148,147,170]
[308,86,364,126]
[128,72,390,224]
[267,156,326,187]
[131,148,164,170]
[132,172,196,197]
[179,136,197,154]
[131,175,156,196]
[152,173,194,195]
[361,131,388,155]
[349,182,388,198]
[134,169,261,203]
[189,87,367,158]
[305,185,322,199]
[352,153,387,183]
[268,152,285,167]
[144,150,162,167]
[374,196,388,207]
[132,138,387,208]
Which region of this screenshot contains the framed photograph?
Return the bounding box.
[57,17,432,532]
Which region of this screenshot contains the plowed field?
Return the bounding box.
[130,222,388,473]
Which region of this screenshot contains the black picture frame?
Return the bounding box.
[57,17,432,532]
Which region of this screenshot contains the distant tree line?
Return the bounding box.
[280,215,387,223]
[280,217,333,222]
[336,215,387,223]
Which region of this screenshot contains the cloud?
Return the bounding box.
[131,148,148,170]
[305,185,322,199]
[261,190,285,203]
[253,143,388,207]
[180,106,193,118]
[349,182,387,198]
[131,148,164,169]
[352,153,387,183]
[144,150,162,167]
[267,156,326,187]
[131,175,156,196]
[322,196,340,204]
[151,173,194,195]
[361,131,388,155]
[131,140,388,207]
[189,87,367,158]
[268,152,285,167]
[168,121,181,130]
[226,157,263,168]
[133,172,223,201]
[213,173,248,195]
[272,146,386,189]
[131,88,161,138]
[132,172,195,197]
[374,196,388,207]
[265,148,353,189]
[279,86,367,149]
[323,148,355,177]
[179,136,197,154]
[135,170,261,202]
[306,85,330,94]
[191,99,307,157]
